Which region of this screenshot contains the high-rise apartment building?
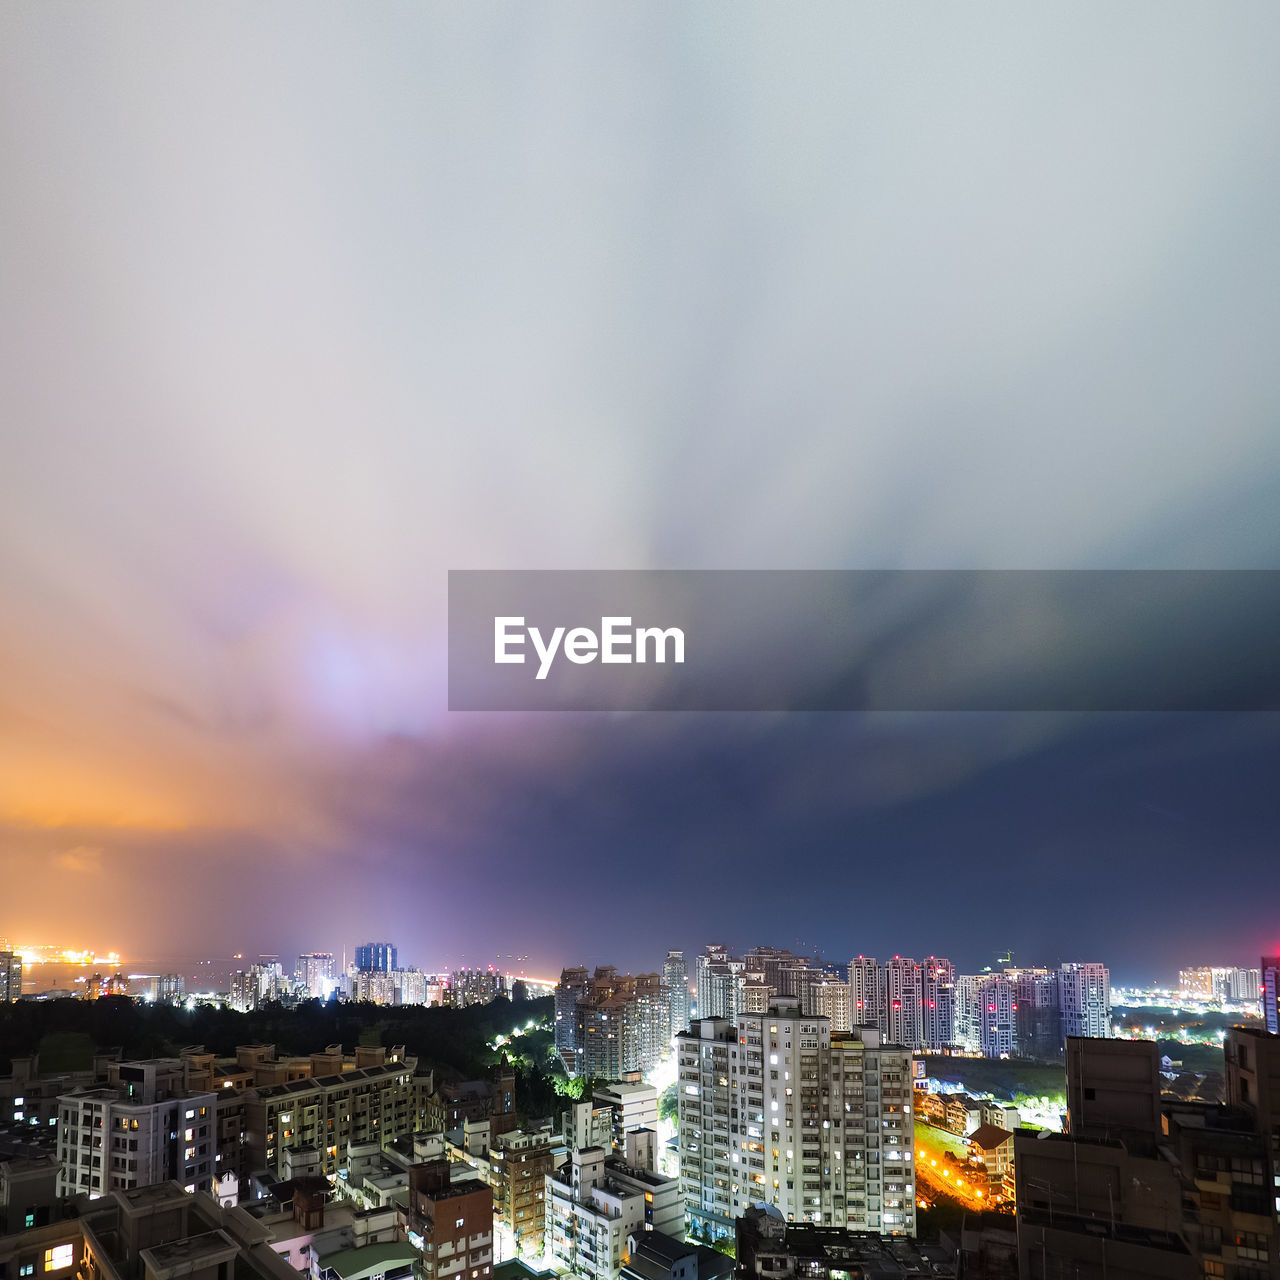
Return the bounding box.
[813,980,852,1033]
[0,952,22,1002]
[977,975,1016,1059]
[1012,967,1062,1060]
[295,953,335,998]
[1058,962,1111,1039]
[919,957,955,1051]
[1178,966,1214,998]
[663,950,690,1038]
[577,970,669,1079]
[741,947,801,994]
[847,957,885,1035]
[676,999,915,1240]
[884,957,922,1050]
[490,1128,555,1256]
[696,945,744,1021]
[1262,956,1280,1035]
[954,974,983,1052]
[557,967,669,1078]
[354,942,397,973]
[555,966,592,1071]
[1235,966,1263,1005]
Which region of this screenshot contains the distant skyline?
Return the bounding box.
[2,8,1279,987]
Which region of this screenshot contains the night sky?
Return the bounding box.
[2,7,1278,984]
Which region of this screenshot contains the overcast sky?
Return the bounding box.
[2,6,1278,983]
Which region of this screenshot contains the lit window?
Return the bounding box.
[45,1244,75,1271]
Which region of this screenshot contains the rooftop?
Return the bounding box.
[315,1242,418,1280]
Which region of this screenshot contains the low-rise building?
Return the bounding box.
[545,1144,682,1280]
[964,1124,1015,1201]
[404,1160,493,1280]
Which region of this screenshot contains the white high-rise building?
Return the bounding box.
[954,975,984,1053]
[848,956,885,1034]
[1058,963,1111,1039]
[920,957,956,1052]
[814,979,852,1033]
[676,999,915,1239]
[696,944,744,1020]
[884,957,923,1050]
[977,975,1016,1058]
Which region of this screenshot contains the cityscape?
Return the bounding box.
[3,939,1280,1277]
[5,6,1280,1280]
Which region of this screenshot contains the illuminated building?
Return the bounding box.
[229,962,284,1011]
[405,1160,493,1280]
[1058,962,1111,1039]
[489,1128,555,1256]
[884,957,922,1050]
[662,950,689,1039]
[555,967,592,1071]
[1178,966,1214,998]
[351,970,397,1004]
[295,953,334,999]
[676,999,916,1240]
[846,957,885,1036]
[55,1059,217,1198]
[695,945,744,1021]
[0,1180,311,1280]
[0,953,22,1003]
[920,956,956,1052]
[244,1056,420,1181]
[813,979,852,1033]
[445,966,502,1008]
[1,1052,120,1131]
[558,968,669,1079]
[954,974,983,1052]
[977,975,1015,1059]
[1262,956,1280,1035]
[354,942,397,973]
[545,1137,682,1280]
[593,1082,658,1149]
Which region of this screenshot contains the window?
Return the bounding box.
[45,1245,75,1271]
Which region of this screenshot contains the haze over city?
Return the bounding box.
[3,6,1279,980]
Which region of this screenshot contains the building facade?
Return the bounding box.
[56,1060,217,1198]
[676,1000,915,1239]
